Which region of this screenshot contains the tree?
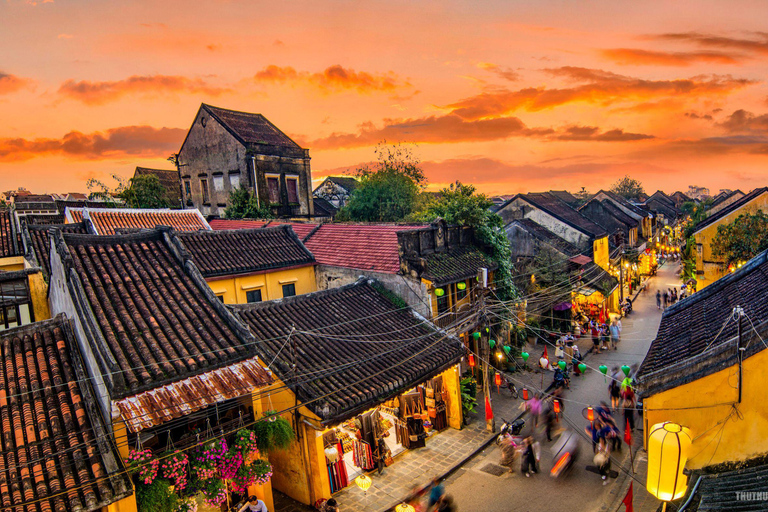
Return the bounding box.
[336,142,424,222]
[412,181,517,301]
[86,174,127,207]
[610,175,645,201]
[223,186,274,219]
[120,174,172,209]
[711,211,768,268]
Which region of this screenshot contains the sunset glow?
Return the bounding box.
[2,0,768,194]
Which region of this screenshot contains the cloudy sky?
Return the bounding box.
[2,0,768,195]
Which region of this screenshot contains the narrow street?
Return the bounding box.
[443,261,681,512]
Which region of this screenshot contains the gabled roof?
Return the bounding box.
[177,226,315,278]
[133,166,182,207]
[55,228,264,398]
[420,246,498,287]
[312,197,338,217]
[235,278,465,424]
[598,199,639,228]
[209,218,271,230]
[575,261,618,298]
[65,207,210,235]
[594,190,648,219]
[709,189,745,210]
[315,176,359,193]
[693,187,768,234]
[637,248,768,396]
[505,218,581,257]
[648,190,676,209]
[201,103,302,149]
[0,209,22,258]
[24,220,89,277]
[0,315,132,512]
[521,192,608,238]
[549,190,579,207]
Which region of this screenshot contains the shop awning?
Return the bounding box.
[569,255,592,266]
[553,302,573,311]
[576,287,598,297]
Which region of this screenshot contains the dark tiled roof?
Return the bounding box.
[178,226,315,278]
[690,459,768,511]
[202,104,302,149]
[58,228,255,398]
[235,279,465,423]
[694,187,768,234]
[17,213,65,225]
[133,167,182,207]
[644,197,680,220]
[596,190,648,218]
[26,221,89,277]
[549,190,579,206]
[648,190,676,209]
[637,249,768,392]
[0,210,22,258]
[209,219,270,230]
[67,207,210,235]
[420,246,498,286]
[320,176,358,192]
[599,199,639,228]
[313,197,338,217]
[575,262,618,297]
[524,192,608,238]
[505,218,581,257]
[0,316,132,512]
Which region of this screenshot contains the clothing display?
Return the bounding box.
[326,441,349,493]
[352,440,375,470]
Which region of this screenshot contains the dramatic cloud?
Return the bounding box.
[477,62,520,81]
[717,109,768,133]
[0,72,32,95]
[253,65,410,94]
[0,125,185,161]
[601,48,742,66]
[654,32,768,55]
[445,67,754,119]
[58,75,231,105]
[554,125,655,141]
[685,111,714,121]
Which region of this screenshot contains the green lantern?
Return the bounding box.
[599,364,608,382]
[578,363,587,374]
[472,332,481,340]
[457,282,467,291]
[435,288,445,297]
[485,327,490,333]
[502,345,511,355]
[489,339,496,350]
[558,360,567,371]
[521,352,529,363]
[621,365,631,377]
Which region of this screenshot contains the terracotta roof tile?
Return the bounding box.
[209,219,269,230]
[25,221,88,277]
[235,279,465,423]
[178,226,315,278]
[0,316,132,512]
[66,208,210,235]
[420,247,498,286]
[203,104,301,149]
[0,210,22,258]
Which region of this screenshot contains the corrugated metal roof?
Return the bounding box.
[115,357,273,433]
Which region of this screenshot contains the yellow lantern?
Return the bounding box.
[395,504,415,512]
[647,422,692,502]
[355,474,372,492]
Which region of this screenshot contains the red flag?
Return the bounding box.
[485,394,494,421]
[622,482,634,512]
[624,419,632,446]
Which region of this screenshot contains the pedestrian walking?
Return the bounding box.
[609,317,620,350]
[622,385,636,432]
[437,495,456,512]
[427,479,444,511]
[543,405,556,442]
[656,290,661,310]
[521,436,539,477]
[499,434,519,472]
[663,290,669,308]
[609,377,621,412]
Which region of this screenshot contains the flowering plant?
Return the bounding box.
[230,459,273,492]
[189,444,218,481]
[161,450,189,491]
[233,428,259,459]
[176,497,198,512]
[125,448,159,485]
[217,448,243,480]
[202,478,227,507]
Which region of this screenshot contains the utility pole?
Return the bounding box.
[478,279,495,433]
[735,306,744,403]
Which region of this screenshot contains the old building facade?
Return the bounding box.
[177,103,314,218]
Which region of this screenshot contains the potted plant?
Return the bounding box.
[252,411,295,452]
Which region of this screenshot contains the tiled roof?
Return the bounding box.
[575,261,618,297]
[133,167,182,207]
[268,221,319,240]
[420,246,498,286]
[313,197,338,217]
[596,190,648,218]
[209,219,270,230]
[549,190,579,206]
[690,459,768,511]
[17,213,65,225]
[57,228,256,398]
[202,104,302,149]
[235,279,465,423]
[644,197,679,220]
[523,192,608,238]
[304,224,423,273]
[65,207,210,235]
[0,315,132,512]
[25,221,89,277]
[0,210,22,258]
[177,226,315,278]
[694,187,768,234]
[637,249,768,393]
[505,218,581,257]
[599,199,639,228]
[315,176,358,193]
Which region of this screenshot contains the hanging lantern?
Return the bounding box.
[496,351,504,361]
[522,388,529,400]
[395,504,416,512]
[558,360,567,371]
[621,365,631,377]
[587,406,594,422]
[468,354,476,368]
[485,327,490,333]
[472,332,481,340]
[494,372,502,387]
[521,351,529,363]
[435,288,445,297]
[502,345,511,355]
[599,364,608,382]
[457,282,467,291]
[578,363,587,374]
[553,400,561,414]
[355,474,372,492]
[647,422,692,501]
[489,339,496,350]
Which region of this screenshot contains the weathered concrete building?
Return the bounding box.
[177,103,313,218]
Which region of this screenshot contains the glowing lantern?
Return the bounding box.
[489,339,496,350]
[539,357,549,369]
[521,352,530,363]
[457,282,467,291]
[647,422,692,501]
[522,388,529,400]
[587,406,594,422]
[435,288,445,297]
[621,365,631,377]
[502,345,511,355]
[553,400,561,414]
[496,351,503,361]
[355,474,372,493]
[468,353,476,368]
[578,363,587,374]
[472,332,481,340]
[599,364,608,382]
[395,505,415,512]
[558,360,567,371]
[494,372,502,392]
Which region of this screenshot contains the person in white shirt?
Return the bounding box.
[238,496,268,512]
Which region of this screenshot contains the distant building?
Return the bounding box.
[132,166,183,208]
[687,185,711,200]
[313,176,358,208]
[177,103,313,218]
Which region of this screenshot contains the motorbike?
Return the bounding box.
[553,367,570,390]
[500,375,519,399]
[621,299,633,316]
[495,417,525,445]
[550,428,580,478]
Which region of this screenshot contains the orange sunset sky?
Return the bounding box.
[2,0,768,195]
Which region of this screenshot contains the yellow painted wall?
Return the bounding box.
[426,278,472,321]
[207,265,316,304]
[0,256,25,272]
[629,227,637,247]
[643,348,768,470]
[440,366,464,429]
[694,193,768,290]
[28,271,50,322]
[592,236,610,270]
[105,493,137,512]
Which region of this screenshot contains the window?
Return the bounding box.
[282,284,296,297]
[456,282,467,302]
[286,177,299,203]
[267,176,280,204]
[201,179,210,203]
[184,181,191,196]
[216,295,225,303]
[436,291,449,315]
[0,278,34,331]
[246,289,262,303]
[230,173,240,190]
[213,175,224,192]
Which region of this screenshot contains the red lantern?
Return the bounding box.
[494,372,502,387]
[554,400,561,414]
[468,354,476,368]
[522,388,529,400]
[587,406,594,422]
